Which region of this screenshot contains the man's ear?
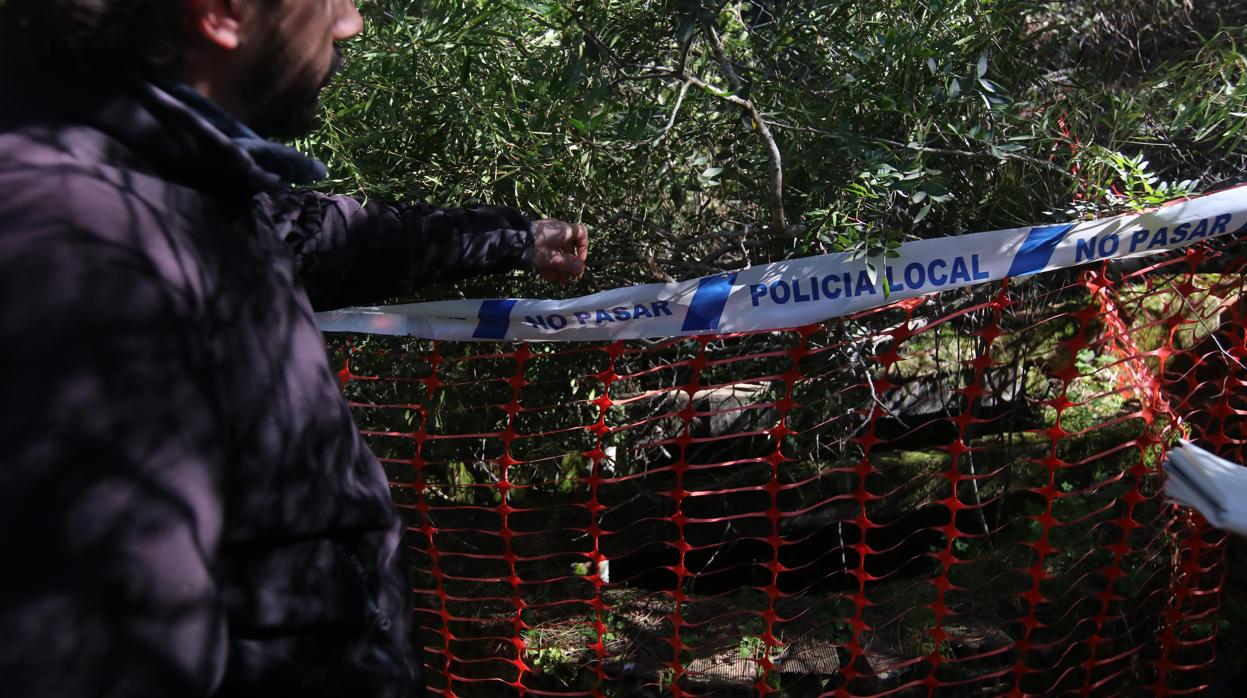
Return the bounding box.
[187,0,244,51]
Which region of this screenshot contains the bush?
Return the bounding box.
[306,0,1246,301]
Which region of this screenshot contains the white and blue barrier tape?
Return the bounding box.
[317,186,1247,341]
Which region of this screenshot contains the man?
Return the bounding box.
[0,1,588,696]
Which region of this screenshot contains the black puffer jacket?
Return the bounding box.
[0,80,532,697]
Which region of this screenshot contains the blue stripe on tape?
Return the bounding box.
[1006,224,1075,278]
[473,299,518,339]
[681,273,737,332]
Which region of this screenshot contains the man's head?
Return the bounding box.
[185,0,364,138]
[0,0,364,138]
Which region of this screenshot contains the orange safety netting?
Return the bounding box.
[332,241,1244,696]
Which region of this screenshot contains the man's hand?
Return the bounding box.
[532,219,589,284]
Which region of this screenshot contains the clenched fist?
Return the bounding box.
[532,219,589,284]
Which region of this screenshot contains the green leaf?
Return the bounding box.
[976,50,988,78]
[990,144,1021,158]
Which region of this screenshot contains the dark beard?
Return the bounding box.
[237,46,343,140]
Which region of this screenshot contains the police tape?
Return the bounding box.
[317,185,1247,341]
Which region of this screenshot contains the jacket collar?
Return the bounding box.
[158,82,328,186]
[1,74,327,196]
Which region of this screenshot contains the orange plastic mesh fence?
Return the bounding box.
[331,241,1244,696]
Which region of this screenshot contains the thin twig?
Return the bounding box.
[1164,277,1247,371]
[702,22,745,93]
[654,79,692,145]
[693,19,786,233]
[682,73,787,232]
[872,137,1077,180]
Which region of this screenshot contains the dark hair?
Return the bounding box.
[0,0,191,79]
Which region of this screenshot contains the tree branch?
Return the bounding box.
[682,71,787,234]
[654,79,691,145]
[699,21,786,235]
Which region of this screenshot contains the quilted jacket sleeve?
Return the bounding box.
[256,189,535,311]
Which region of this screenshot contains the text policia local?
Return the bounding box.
[750,254,990,307]
[750,213,1233,309]
[517,213,1234,330]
